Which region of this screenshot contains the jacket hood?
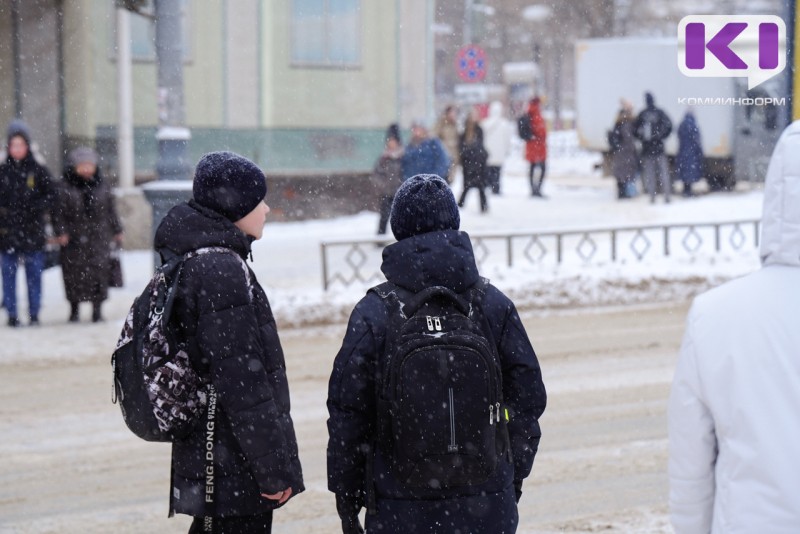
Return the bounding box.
[482,101,505,129]
[760,120,800,267]
[381,230,480,293]
[154,200,252,259]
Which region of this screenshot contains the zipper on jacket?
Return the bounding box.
[489,404,495,425]
[434,317,442,331]
[448,388,458,452]
[426,316,434,331]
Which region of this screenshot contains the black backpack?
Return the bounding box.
[517,114,534,141]
[111,246,247,442]
[370,279,507,489]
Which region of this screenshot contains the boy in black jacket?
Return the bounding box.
[155,151,304,532]
[327,174,547,533]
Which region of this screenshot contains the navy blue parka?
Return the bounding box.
[327,229,546,533]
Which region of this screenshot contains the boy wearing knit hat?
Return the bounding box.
[152,151,304,531]
[327,174,547,534]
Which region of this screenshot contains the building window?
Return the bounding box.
[291,0,361,67]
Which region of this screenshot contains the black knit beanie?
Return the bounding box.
[192,151,267,222]
[390,174,460,241]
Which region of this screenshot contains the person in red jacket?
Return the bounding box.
[524,98,548,198]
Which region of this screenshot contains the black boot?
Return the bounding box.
[7,316,19,328]
[92,302,103,323]
[69,302,79,323]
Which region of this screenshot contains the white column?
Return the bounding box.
[116,7,134,188]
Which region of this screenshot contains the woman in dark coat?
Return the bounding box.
[457,109,489,212]
[55,147,123,322]
[609,101,639,199]
[155,151,304,532]
[676,111,704,197]
[327,175,547,534]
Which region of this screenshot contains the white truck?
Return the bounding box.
[574,37,787,189]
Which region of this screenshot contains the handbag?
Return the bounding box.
[109,242,123,288]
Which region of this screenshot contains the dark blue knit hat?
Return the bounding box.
[193,151,267,222]
[390,174,460,240]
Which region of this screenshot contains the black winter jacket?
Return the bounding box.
[327,230,546,532]
[633,106,673,157]
[0,153,56,253]
[154,201,304,518]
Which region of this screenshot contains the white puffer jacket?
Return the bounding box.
[480,101,512,167]
[668,121,800,533]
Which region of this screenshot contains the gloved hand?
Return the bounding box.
[514,479,523,504]
[336,493,365,534]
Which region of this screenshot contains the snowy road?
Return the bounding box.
[0,301,685,533]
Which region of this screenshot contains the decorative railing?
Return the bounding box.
[320,219,760,290]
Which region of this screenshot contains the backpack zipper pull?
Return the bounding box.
[489,404,494,425]
[496,402,501,423]
[426,316,434,331]
[434,317,442,331]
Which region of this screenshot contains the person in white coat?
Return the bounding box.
[480,101,512,195]
[668,120,800,533]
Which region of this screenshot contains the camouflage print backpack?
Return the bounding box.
[111,247,251,442]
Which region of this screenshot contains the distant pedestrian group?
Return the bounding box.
[609,92,705,203]
[372,99,538,233]
[0,119,123,327]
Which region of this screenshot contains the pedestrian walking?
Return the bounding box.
[54,147,123,323]
[676,110,703,198]
[0,119,58,327]
[457,109,489,212]
[327,174,547,534]
[481,101,513,195]
[434,105,460,183]
[154,151,304,532]
[372,124,404,237]
[608,100,639,199]
[401,119,451,182]
[633,92,673,203]
[668,121,800,533]
[524,98,548,198]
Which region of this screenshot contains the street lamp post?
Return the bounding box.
[143,0,192,266]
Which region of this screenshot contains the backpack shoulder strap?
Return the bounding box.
[464,277,489,317]
[464,277,501,353]
[186,247,254,302]
[368,281,409,319]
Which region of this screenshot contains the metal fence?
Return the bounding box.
[320,219,761,290]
